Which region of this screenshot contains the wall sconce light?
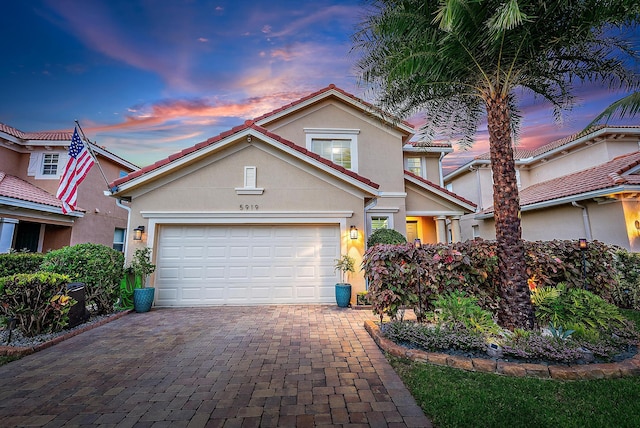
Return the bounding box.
[578,238,588,250]
[414,238,422,248]
[635,220,640,231]
[349,226,358,240]
[133,226,145,241]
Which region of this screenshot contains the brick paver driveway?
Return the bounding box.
[0,306,431,427]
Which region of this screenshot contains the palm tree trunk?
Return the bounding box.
[485,93,535,330]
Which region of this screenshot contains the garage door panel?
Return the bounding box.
[156,224,340,306]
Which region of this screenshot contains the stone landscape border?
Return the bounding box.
[0,310,132,357]
[364,320,640,380]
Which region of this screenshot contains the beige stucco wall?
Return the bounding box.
[447,165,493,210]
[124,139,371,294]
[525,139,639,184]
[460,200,633,250]
[263,100,407,194]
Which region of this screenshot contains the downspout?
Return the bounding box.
[115,198,132,261]
[438,152,446,186]
[572,201,593,240]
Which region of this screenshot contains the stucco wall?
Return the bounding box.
[462,201,632,250]
[264,101,407,194]
[125,140,371,292]
[0,148,21,176]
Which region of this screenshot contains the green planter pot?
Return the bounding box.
[133,287,155,313]
[335,283,352,308]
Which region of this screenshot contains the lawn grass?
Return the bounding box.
[389,308,640,428]
[390,357,640,428]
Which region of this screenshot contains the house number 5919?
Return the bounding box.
[240,204,259,211]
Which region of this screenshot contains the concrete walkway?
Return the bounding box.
[0,306,431,427]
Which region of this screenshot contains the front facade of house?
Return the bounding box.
[110,85,475,306]
[444,126,640,250]
[0,124,138,253]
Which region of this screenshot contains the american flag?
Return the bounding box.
[56,127,95,214]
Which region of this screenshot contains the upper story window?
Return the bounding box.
[305,128,359,172]
[406,157,422,176]
[42,154,59,176]
[29,152,66,179]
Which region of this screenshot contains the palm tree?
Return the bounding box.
[354,0,639,329]
[586,92,640,128]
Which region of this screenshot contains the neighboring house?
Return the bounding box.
[108,84,475,306]
[0,123,138,253]
[444,125,640,250]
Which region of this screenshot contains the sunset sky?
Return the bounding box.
[2,0,638,173]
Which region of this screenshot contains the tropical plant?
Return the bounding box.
[130,247,156,288]
[585,91,640,129]
[0,272,74,336]
[353,0,639,329]
[531,282,626,337]
[366,228,407,247]
[334,254,356,283]
[433,290,500,335]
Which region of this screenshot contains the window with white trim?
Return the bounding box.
[371,216,390,231]
[113,228,125,252]
[406,157,422,176]
[305,128,359,172]
[42,154,59,176]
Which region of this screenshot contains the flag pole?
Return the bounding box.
[74,120,111,190]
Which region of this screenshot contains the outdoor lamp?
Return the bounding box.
[350,226,358,240]
[579,238,588,250]
[133,226,145,241]
[414,238,422,248]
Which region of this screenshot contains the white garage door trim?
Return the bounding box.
[155,224,341,306]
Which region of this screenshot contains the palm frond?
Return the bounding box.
[584,92,640,129]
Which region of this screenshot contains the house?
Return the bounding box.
[444,125,640,250]
[0,123,138,253]
[108,84,476,306]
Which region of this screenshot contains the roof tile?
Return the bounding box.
[0,171,69,210]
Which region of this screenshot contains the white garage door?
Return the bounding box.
[155,224,341,306]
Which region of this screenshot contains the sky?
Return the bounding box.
[1,0,638,173]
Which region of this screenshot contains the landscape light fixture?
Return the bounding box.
[349,226,358,240]
[414,238,422,248]
[579,238,588,289]
[579,238,588,250]
[133,226,145,241]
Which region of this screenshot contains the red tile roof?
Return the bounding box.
[480,151,640,215]
[0,123,73,141]
[110,120,380,190]
[518,151,640,206]
[404,170,476,208]
[407,141,453,149]
[0,171,79,211]
[254,84,415,131]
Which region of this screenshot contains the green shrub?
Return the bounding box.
[433,290,500,335]
[0,252,45,277]
[366,228,406,247]
[611,249,640,310]
[0,273,74,336]
[40,243,124,315]
[531,282,626,338]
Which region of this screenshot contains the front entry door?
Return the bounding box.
[406,221,418,244]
